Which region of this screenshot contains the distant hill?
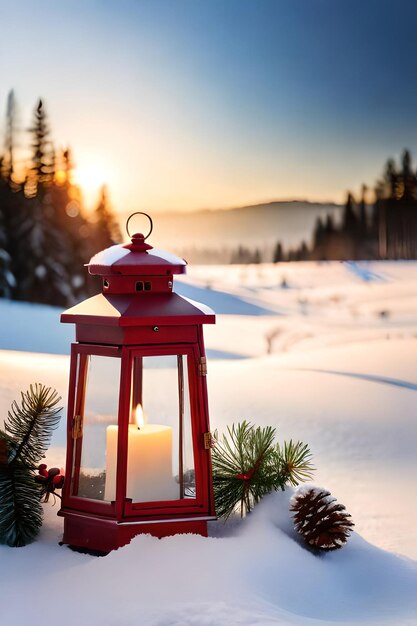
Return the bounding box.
[120,200,343,262]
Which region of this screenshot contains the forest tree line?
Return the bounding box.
[2,90,417,309]
[206,150,417,265]
[0,90,121,306]
[272,149,417,263]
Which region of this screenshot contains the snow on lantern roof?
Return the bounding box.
[61,212,215,327]
[87,233,187,277]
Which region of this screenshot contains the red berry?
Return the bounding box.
[48,467,60,477]
[52,475,64,488]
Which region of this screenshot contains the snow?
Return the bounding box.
[0,260,417,625]
[148,247,187,266]
[88,244,187,268]
[89,244,130,266]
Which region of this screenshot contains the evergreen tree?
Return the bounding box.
[313,217,325,248]
[92,185,122,252]
[0,93,113,305]
[26,99,54,196]
[62,147,73,183]
[0,157,15,297]
[384,158,398,199]
[402,149,412,177]
[325,214,335,234]
[49,146,95,301]
[401,149,414,200]
[299,241,309,260]
[359,184,368,234]
[231,245,246,264]
[342,192,358,236]
[0,92,21,298]
[1,90,16,183]
[22,100,71,306]
[273,242,284,263]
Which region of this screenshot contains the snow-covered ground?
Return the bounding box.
[0,260,416,625]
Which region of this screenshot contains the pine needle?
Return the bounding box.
[0,384,62,546]
[212,421,315,520]
[276,440,315,486]
[0,464,43,546]
[5,383,62,467]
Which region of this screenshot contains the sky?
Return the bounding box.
[2,0,417,213]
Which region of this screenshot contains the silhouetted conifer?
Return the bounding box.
[26,100,54,196]
[401,149,414,200]
[299,241,309,261]
[402,149,411,177]
[313,218,325,248]
[21,100,71,306]
[374,151,417,258]
[0,157,15,297]
[343,192,358,235]
[359,184,368,235]
[0,94,27,299]
[0,93,106,305]
[49,147,94,301]
[325,215,334,234]
[92,185,122,252]
[1,90,16,183]
[230,244,263,264]
[273,242,284,263]
[384,158,398,199]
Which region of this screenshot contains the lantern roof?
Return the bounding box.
[61,291,215,326]
[87,233,187,277]
[61,213,215,328]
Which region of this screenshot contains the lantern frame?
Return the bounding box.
[58,225,216,553]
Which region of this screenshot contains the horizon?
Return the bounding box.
[2,1,417,214]
[128,197,344,217]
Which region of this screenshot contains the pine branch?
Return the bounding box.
[0,463,43,546]
[5,383,62,467]
[0,384,62,546]
[276,440,315,487]
[212,422,315,520]
[212,421,277,519]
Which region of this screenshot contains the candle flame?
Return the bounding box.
[135,404,145,429]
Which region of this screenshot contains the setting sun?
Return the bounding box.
[74,163,106,190]
[73,162,109,209]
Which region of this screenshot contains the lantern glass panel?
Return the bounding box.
[124,354,196,503]
[72,354,121,501]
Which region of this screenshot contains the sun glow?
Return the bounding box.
[55,169,67,185]
[73,162,109,209]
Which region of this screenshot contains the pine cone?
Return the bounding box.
[290,487,354,551]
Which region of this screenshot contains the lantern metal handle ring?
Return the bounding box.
[126,212,153,240]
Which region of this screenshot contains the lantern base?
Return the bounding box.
[58,511,215,553]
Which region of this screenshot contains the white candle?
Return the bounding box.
[104,406,178,503]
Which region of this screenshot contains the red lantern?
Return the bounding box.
[58,214,216,553]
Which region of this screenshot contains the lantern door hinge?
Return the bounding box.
[72,414,83,439]
[203,432,214,450]
[199,356,207,376]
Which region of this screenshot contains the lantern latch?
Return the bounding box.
[203,432,214,449]
[199,356,207,376]
[72,414,83,439]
